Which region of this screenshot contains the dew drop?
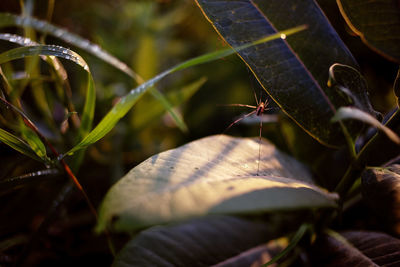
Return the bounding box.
[54,29,63,37]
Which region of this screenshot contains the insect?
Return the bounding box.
[224,89,276,175]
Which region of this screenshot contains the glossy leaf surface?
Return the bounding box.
[195,0,359,146]
[96,135,338,232]
[113,216,284,267]
[332,107,400,144]
[310,231,400,266]
[337,0,400,62]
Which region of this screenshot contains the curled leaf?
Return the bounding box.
[328,63,378,118]
[332,107,400,144]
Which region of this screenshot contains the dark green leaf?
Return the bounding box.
[195,0,359,146]
[113,216,285,267]
[337,0,400,62]
[19,123,48,159]
[96,135,337,232]
[309,231,400,266]
[0,128,41,161]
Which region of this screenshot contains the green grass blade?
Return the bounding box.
[0,44,89,70]
[0,128,42,161]
[262,223,309,266]
[0,34,95,137]
[132,77,207,130]
[148,87,188,132]
[79,72,96,138]
[0,35,96,164]
[66,70,171,156]
[0,13,138,81]
[18,122,48,159]
[0,14,186,133]
[171,25,307,73]
[65,26,306,156]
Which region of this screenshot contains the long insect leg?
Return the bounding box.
[257,115,263,175]
[224,110,257,133]
[221,104,257,108]
[253,89,259,106]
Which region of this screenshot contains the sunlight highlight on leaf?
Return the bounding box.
[0,44,89,71]
[0,128,41,161]
[332,107,400,145]
[0,34,96,161]
[96,135,337,232]
[0,13,138,80]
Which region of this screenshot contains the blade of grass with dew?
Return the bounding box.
[0,128,42,161]
[0,39,95,138]
[0,13,186,132]
[332,106,400,145]
[0,40,96,164]
[0,168,59,194]
[0,35,102,245]
[65,25,307,156]
[0,13,139,81]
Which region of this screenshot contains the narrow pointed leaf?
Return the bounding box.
[0,13,138,80]
[262,223,309,267]
[19,124,47,159]
[0,44,89,70]
[0,128,41,161]
[66,27,305,156]
[332,107,400,145]
[96,135,338,232]
[131,77,207,130]
[0,13,187,132]
[337,0,400,62]
[0,34,96,146]
[195,0,359,146]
